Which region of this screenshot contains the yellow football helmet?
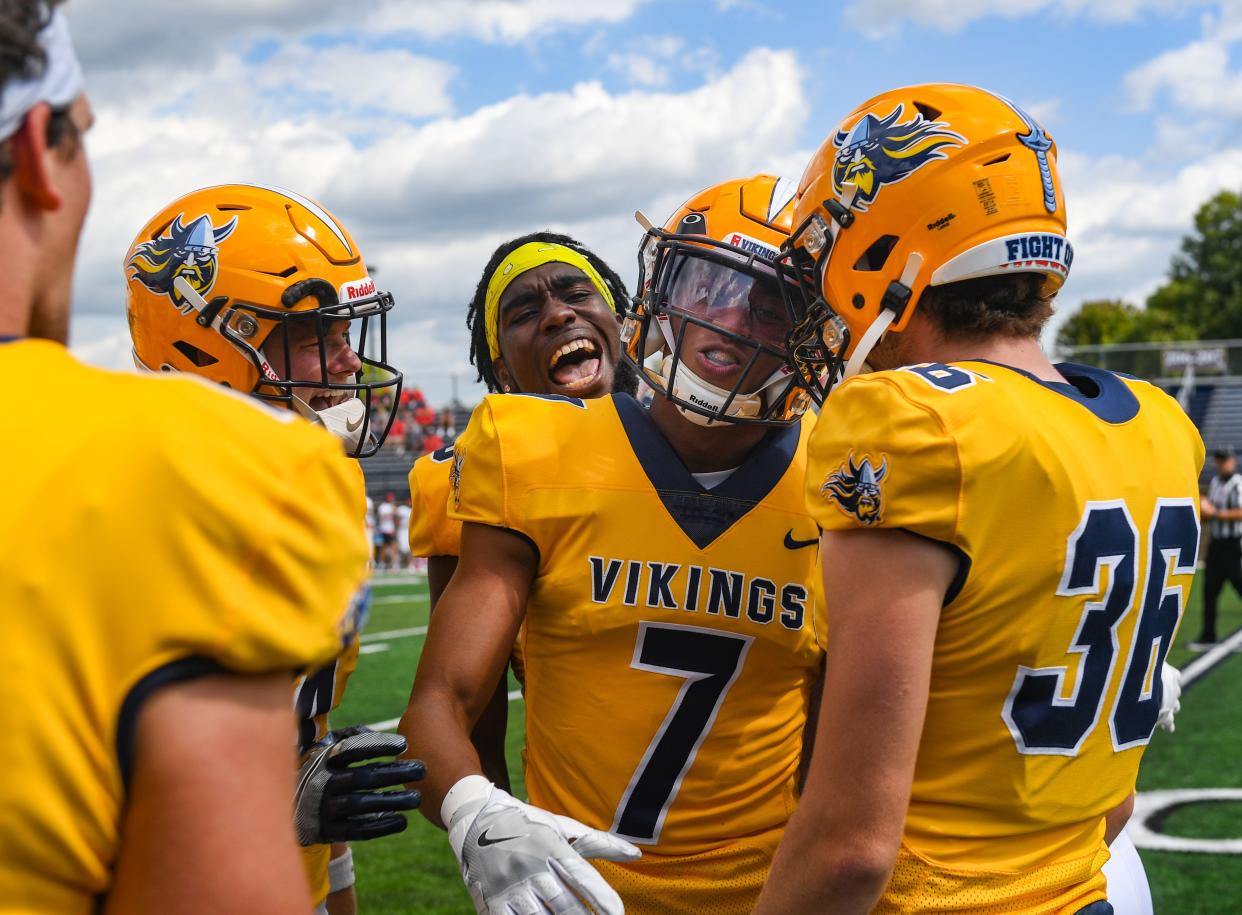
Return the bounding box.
[125,184,401,457]
[621,174,829,425]
[782,83,1071,392]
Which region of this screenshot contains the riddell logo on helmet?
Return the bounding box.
[340,276,376,302]
[687,394,721,412]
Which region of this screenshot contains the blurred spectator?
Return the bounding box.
[377,493,398,569]
[435,407,457,444]
[363,382,465,454]
[396,498,413,570]
[365,494,376,562]
[389,415,407,453]
[405,422,424,454]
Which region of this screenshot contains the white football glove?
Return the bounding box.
[442,775,641,915]
[1157,661,1182,733]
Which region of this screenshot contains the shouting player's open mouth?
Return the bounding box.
[691,339,751,387]
[547,334,603,393]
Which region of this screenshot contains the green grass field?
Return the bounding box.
[335,577,1242,914]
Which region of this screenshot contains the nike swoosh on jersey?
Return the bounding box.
[477,828,526,847]
[783,530,818,550]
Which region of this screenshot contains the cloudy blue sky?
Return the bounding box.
[65,0,1242,404]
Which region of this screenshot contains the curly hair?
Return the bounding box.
[0,1,76,187]
[466,231,636,395]
[918,273,1055,340]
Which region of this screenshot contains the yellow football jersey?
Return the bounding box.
[409,445,462,557]
[450,393,827,915]
[807,360,1203,913]
[0,340,369,915]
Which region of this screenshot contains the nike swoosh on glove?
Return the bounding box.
[1156,661,1182,734]
[295,726,425,845]
[442,774,641,915]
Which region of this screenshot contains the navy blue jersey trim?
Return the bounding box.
[612,393,800,549]
[0,335,21,343]
[116,656,229,788]
[973,360,1139,424]
[896,529,972,607]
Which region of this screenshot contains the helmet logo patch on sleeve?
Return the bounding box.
[449,445,465,512]
[822,451,888,525]
[833,104,965,210]
[127,213,238,313]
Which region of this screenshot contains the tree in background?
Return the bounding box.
[1146,190,1242,340]
[1056,298,1198,350]
[1057,189,1242,347]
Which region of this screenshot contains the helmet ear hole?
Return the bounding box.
[853,235,899,273]
[676,212,706,235]
[172,340,219,367]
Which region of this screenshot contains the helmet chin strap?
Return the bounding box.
[259,350,369,453]
[645,349,788,426]
[843,309,894,379]
[842,251,924,380]
[648,312,792,424]
[315,397,368,452]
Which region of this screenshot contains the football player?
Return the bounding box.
[401,174,831,915]
[125,183,424,915]
[405,230,633,788]
[0,5,377,913]
[754,84,1203,914]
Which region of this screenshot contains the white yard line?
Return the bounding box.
[371,594,426,604]
[360,625,427,643]
[365,690,523,732]
[358,643,390,655]
[1181,625,1242,688]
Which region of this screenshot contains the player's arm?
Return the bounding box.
[754,527,956,915]
[427,553,512,792]
[105,672,311,915]
[798,659,826,790]
[401,522,533,826]
[1105,792,1135,845]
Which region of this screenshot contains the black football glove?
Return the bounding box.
[294,725,425,845]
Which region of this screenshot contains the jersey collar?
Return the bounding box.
[970,359,1140,424]
[612,393,800,549]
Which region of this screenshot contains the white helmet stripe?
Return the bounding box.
[767,176,797,223]
[246,183,354,256]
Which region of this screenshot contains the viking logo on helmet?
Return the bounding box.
[127,213,238,312]
[833,104,965,209]
[822,452,888,525]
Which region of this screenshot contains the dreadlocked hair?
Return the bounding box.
[466,231,634,394]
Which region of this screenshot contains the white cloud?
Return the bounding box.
[258,45,457,120]
[1047,145,1242,342]
[604,34,720,88]
[844,0,1203,37]
[1125,3,1242,114]
[67,0,654,74]
[71,46,809,404]
[365,0,654,44]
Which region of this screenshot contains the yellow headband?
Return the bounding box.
[484,242,616,360]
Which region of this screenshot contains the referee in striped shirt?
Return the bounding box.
[1199,446,1242,647]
